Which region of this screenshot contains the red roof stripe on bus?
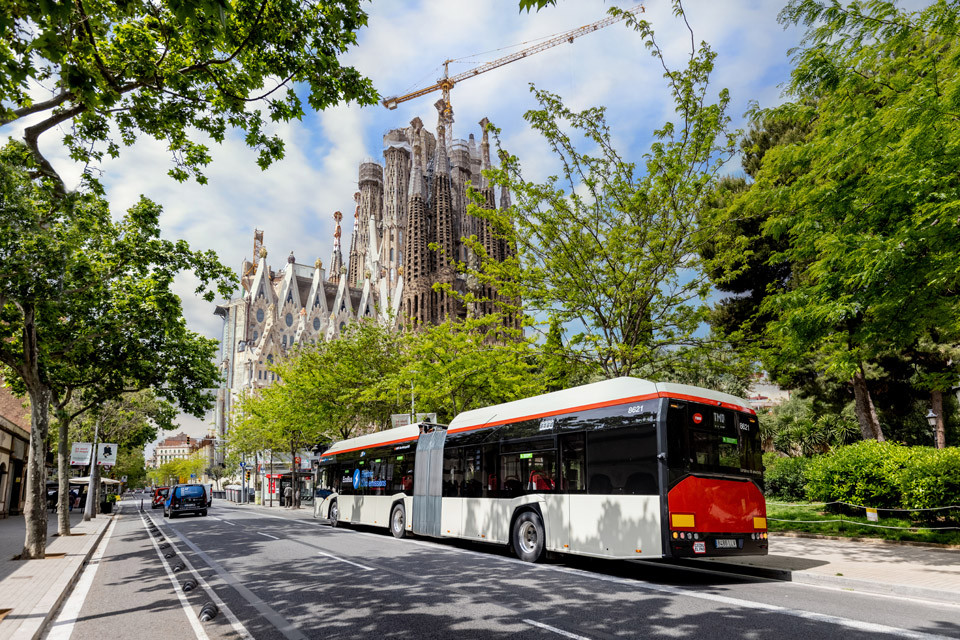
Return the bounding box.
[447,393,661,436]
[326,435,419,457]
[659,391,757,415]
[326,390,754,456]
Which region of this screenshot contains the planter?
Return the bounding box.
[100,501,113,514]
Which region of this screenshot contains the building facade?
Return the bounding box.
[213,112,516,447]
[0,382,30,518]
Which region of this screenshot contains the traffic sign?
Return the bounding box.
[239,462,246,468]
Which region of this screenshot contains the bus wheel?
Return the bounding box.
[328,500,339,527]
[390,503,406,539]
[512,511,545,562]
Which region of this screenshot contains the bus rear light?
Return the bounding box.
[635,549,641,553]
[754,517,767,529]
[671,513,695,528]
[672,532,679,539]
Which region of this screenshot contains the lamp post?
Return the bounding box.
[925,409,938,445]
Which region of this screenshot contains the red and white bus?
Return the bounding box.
[314,377,767,562]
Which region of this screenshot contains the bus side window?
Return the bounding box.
[481,443,498,498]
[559,433,585,492]
[442,447,463,497]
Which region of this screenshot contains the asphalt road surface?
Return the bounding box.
[44,496,960,639]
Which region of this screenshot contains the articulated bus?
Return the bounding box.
[314,377,767,562]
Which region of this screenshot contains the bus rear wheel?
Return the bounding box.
[512,511,545,562]
[390,503,406,539]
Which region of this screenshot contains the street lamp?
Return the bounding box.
[925,409,938,443]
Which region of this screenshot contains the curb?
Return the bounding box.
[773,531,960,551]
[681,558,960,605]
[25,508,117,640]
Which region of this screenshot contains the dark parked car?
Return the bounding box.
[152,486,169,509]
[164,484,208,518]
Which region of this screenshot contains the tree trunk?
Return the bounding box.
[20,304,51,560]
[291,442,298,509]
[21,384,51,559]
[932,390,946,449]
[56,414,71,536]
[852,365,884,441]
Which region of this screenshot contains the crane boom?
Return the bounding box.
[381,4,644,112]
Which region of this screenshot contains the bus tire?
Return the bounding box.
[512,510,545,563]
[390,503,406,539]
[328,500,339,527]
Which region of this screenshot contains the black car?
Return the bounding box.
[163,484,208,518]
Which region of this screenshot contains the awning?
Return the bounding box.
[69,477,122,485]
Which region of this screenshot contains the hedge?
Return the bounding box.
[800,441,960,509]
[763,453,810,501]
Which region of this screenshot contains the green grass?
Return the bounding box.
[765,502,960,546]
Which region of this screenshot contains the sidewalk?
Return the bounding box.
[228,500,960,604]
[692,534,960,604]
[0,505,115,639]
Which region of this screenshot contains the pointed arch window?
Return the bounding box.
[313,318,321,331]
[256,308,265,323]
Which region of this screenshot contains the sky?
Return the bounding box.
[5,0,872,449]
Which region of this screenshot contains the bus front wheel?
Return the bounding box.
[390,503,406,539]
[512,511,545,562]
[328,500,339,527]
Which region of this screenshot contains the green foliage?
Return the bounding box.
[727,1,960,424]
[805,441,917,508]
[763,453,811,501]
[898,447,960,510]
[759,396,859,456]
[476,3,741,382]
[0,0,377,193]
[403,318,544,423]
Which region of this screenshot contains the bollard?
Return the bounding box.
[173,562,185,572]
[199,603,218,622]
[159,543,169,549]
[182,579,197,592]
[164,552,176,558]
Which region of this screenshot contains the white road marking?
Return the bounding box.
[46,515,120,640]
[206,516,221,521]
[161,523,307,640]
[221,520,236,526]
[141,515,210,640]
[144,514,254,640]
[317,550,375,571]
[257,532,279,540]
[524,619,592,640]
[344,527,953,640]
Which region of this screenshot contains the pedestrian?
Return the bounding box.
[283,484,293,508]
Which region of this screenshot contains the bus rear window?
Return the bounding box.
[669,403,763,476]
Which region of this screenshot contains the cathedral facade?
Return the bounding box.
[212,114,515,447]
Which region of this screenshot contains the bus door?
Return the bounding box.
[413,424,447,537]
[559,432,585,552]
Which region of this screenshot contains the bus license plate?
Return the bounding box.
[715,539,738,549]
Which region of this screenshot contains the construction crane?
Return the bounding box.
[381,4,644,135]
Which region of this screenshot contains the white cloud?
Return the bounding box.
[4,0,810,344]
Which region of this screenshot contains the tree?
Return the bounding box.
[400,317,545,423]
[729,0,960,441]
[478,3,738,381]
[0,145,231,557]
[0,0,377,194]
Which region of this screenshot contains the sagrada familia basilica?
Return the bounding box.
[212,112,516,437]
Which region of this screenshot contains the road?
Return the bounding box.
[44,496,960,640]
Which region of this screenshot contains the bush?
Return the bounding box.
[899,447,960,510]
[763,454,811,501]
[804,440,915,508]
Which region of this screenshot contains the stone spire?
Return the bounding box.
[432,107,457,321]
[401,118,432,326]
[328,210,343,284]
[346,192,362,288]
